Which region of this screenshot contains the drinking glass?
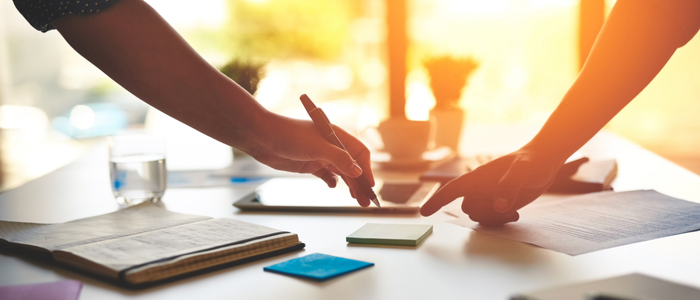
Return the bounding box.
[107,134,167,206]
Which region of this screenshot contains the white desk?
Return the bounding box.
[2,123,700,300]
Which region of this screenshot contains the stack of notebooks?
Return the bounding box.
[0,203,304,287]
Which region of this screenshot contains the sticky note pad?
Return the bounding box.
[346,223,433,246]
[264,253,374,281]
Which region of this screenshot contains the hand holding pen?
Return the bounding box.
[300,94,380,207]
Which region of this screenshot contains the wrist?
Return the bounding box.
[517,142,571,167]
[210,75,273,152]
[227,105,274,154]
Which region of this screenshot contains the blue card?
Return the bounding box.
[263,253,374,281]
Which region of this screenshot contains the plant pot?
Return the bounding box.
[430,108,465,151]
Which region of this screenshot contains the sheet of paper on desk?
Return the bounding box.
[448,190,700,255]
[0,280,83,300]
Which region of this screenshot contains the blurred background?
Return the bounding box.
[1,0,699,191]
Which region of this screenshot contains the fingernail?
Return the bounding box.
[494,198,510,213]
[350,162,363,177]
[510,213,519,222]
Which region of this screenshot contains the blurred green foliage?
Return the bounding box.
[219,59,266,95]
[225,0,360,60]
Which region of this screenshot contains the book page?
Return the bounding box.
[449,190,700,255]
[57,218,287,271]
[0,203,209,251]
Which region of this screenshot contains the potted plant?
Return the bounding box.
[219,59,266,95]
[423,55,479,151]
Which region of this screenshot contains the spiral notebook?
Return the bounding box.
[0,203,304,287]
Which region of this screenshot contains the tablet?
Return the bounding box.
[234,177,440,213]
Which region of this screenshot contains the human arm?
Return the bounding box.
[421,0,700,223]
[50,0,375,206]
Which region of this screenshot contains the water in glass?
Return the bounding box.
[110,153,167,205]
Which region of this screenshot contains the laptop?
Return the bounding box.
[234,177,440,213]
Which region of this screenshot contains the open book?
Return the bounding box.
[0,203,304,286]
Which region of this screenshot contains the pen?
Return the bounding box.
[299,94,380,207]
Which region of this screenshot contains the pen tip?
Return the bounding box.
[299,94,316,112]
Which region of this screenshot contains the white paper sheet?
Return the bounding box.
[449,190,700,255]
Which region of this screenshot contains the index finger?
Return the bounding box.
[420,172,479,216]
[333,125,375,186]
[342,174,371,207]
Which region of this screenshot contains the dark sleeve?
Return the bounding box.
[649,0,700,47]
[12,0,122,33]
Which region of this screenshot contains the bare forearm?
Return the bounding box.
[47,0,377,203]
[526,0,682,158]
[52,0,268,149]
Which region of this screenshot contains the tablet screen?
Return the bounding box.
[253,178,428,207]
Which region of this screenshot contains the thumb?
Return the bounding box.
[493,163,529,214]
